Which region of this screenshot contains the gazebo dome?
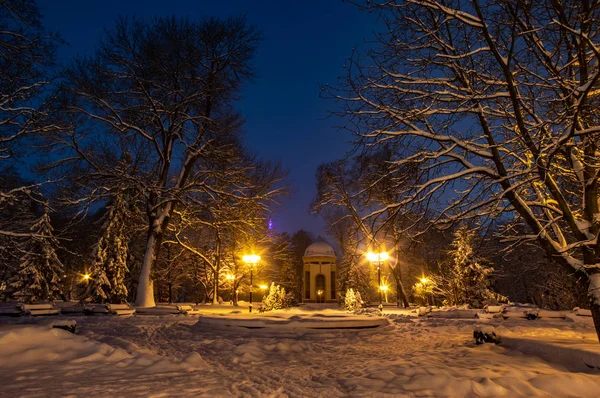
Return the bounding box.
[304,242,336,258]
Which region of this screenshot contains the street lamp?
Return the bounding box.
[242,254,260,313]
[366,250,389,313]
[420,276,431,306]
[226,274,235,304]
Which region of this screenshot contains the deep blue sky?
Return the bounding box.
[38,0,377,237]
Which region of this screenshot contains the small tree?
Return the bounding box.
[344,288,363,312]
[259,283,292,312]
[9,208,64,303]
[412,279,437,306]
[439,226,505,308]
[87,193,131,303]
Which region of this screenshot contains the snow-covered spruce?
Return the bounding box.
[437,226,506,308]
[344,288,364,312]
[259,283,294,312]
[87,193,131,304]
[8,208,64,303]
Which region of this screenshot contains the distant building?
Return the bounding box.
[302,242,337,303]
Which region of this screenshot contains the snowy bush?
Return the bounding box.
[412,279,437,306]
[437,226,507,308]
[259,283,293,312]
[344,288,363,312]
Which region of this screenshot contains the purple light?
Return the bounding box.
[268,219,273,230]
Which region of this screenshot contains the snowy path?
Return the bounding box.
[1,313,600,397]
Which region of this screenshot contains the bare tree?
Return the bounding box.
[0,0,59,238]
[55,16,262,306]
[330,1,600,339]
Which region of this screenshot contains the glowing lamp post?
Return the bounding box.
[420,277,431,305]
[367,251,389,313]
[242,254,260,313]
[259,284,269,299]
[380,284,389,303]
[226,274,235,304]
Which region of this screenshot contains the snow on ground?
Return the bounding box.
[1,306,600,397]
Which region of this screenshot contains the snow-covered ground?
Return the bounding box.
[1,306,600,397]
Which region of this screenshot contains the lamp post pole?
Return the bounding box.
[378,258,383,313]
[243,255,260,313]
[249,266,253,313]
[367,250,388,314]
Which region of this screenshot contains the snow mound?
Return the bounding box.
[195,313,388,331]
[0,325,205,373]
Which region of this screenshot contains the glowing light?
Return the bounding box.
[268,219,273,230]
[379,285,389,292]
[366,251,389,262]
[259,284,268,290]
[317,290,323,296]
[420,277,429,284]
[242,254,261,264]
[226,274,235,281]
[83,274,90,281]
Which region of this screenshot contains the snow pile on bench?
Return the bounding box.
[55,302,85,314]
[84,303,135,316]
[136,303,201,315]
[107,303,136,316]
[176,304,201,315]
[0,302,20,316]
[573,307,593,317]
[17,303,60,316]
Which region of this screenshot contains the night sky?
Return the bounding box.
[38,0,377,237]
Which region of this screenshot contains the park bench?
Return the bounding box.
[52,320,77,334]
[107,303,136,316]
[17,303,60,316]
[176,304,201,315]
[0,302,20,316]
[83,303,110,315]
[55,302,85,315]
[84,303,136,316]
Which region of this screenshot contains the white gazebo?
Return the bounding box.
[302,242,337,303]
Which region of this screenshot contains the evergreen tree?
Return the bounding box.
[87,193,130,303]
[440,226,505,308]
[259,283,293,312]
[344,288,363,312]
[9,208,64,303]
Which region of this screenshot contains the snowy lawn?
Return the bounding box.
[1,307,600,397]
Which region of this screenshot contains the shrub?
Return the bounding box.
[259,283,292,312]
[344,288,363,312]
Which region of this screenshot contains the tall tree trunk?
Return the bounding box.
[588,272,600,342]
[392,251,409,307]
[212,235,221,304]
[135,205,171,307]
[136,231,159,307]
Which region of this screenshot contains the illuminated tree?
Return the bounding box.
[330,0,600,340]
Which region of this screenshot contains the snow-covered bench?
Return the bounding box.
[17,303,60,316]
[573,307,592,317]
[83,303,135,316]
[107,303,136,316]
[176,304,200,315]
[52,320,77,334]
[136,304,200,316]
[83,303,110,315]
[55,302,85,315]
[0,302,20,316]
